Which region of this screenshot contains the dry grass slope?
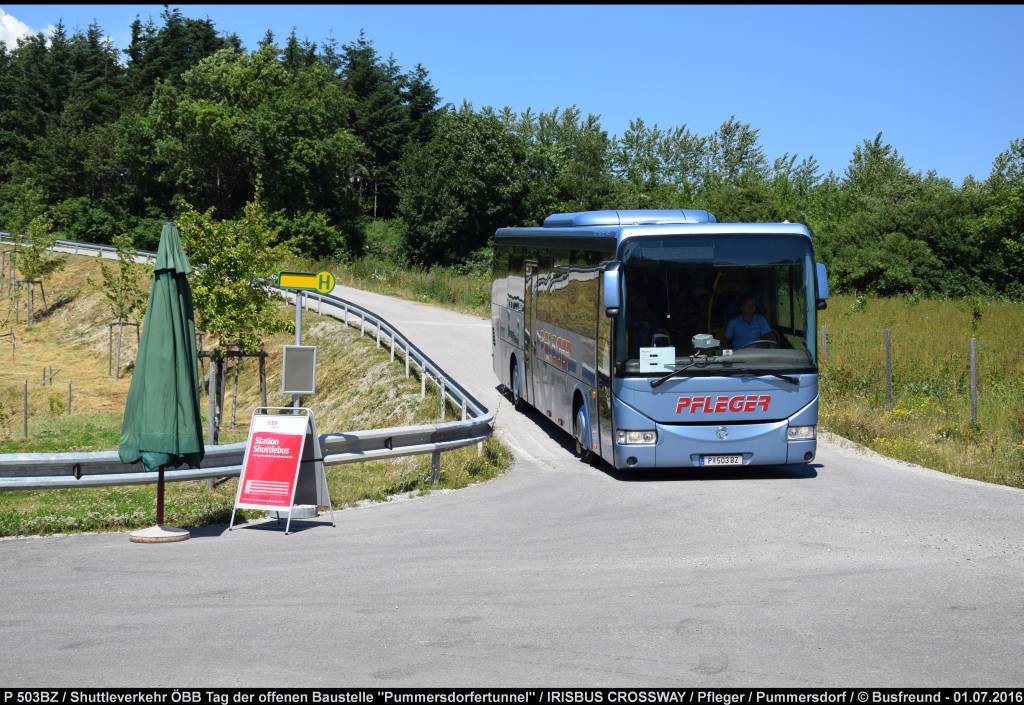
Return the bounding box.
[0,246,510,536]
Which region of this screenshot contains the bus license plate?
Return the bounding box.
[700,455,743,466]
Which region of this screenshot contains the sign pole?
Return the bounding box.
[294,290,302,412]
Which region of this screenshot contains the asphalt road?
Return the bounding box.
[2,284,1022,686]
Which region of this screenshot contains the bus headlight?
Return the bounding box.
[616,430,657,445]
[787,425,816,440]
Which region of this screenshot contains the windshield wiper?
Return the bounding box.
[649,358,709,388]
[724,369,801,385]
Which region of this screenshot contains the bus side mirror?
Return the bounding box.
[816,262,829,310]
[603,264,622,316]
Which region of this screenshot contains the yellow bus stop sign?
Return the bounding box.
[277,270,336,295]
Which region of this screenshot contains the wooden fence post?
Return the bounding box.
[231,356,241,427]
[207,351,219,445]
[205,350,222,491]
[884,328,893,409]
[969,337,978,423]
[258,352,268,407]
[115,321,124,379]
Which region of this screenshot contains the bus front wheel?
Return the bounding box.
[574,404,594,464]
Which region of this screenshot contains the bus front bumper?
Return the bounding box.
[613,419,816,469]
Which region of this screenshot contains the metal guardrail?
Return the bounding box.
[0,232,494,490]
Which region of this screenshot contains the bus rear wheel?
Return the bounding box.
[510,358,526,412]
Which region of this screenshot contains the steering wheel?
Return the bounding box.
[737,339,779,350]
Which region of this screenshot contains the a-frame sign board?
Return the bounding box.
[228,407,335,535]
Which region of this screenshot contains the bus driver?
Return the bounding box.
[724,294,778,349]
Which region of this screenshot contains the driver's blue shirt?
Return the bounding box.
[725,314,772,349]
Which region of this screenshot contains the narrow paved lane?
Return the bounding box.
[2,285,1022,686]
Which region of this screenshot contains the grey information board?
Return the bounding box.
[281,345,317,394]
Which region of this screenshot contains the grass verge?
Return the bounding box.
[0,438,510,537]
[819,294,1024,488]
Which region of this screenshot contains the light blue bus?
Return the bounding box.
[491,209,829,470]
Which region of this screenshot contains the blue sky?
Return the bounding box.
[2,4,1022,184]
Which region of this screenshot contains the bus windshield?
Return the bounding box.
[615,233,816,375]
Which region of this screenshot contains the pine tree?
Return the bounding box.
[403,63,439,145]
[341,32,411,218]
[124,7,230,98]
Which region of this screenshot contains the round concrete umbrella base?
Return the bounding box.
[129,525,191,543]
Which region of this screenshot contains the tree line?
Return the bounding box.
[0,7,1021,299]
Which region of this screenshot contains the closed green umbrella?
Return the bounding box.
[119,222,204,543]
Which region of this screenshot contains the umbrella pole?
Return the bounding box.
[156,466,165,526]
[129,465,189,543]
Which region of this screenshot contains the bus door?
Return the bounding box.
[524,260,537,404]
[596,274,614,461]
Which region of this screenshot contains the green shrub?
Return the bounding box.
[276,210,353,261]
[47,393,66,416]
[361,218,406,262]
[50,197,121,245]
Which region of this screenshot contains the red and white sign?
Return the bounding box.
[234,414,309,510]
[675,394,772,414]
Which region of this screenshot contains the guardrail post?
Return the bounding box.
[404,344,410,377]
[343,303,348,326]
[461,398,467,421]
[439,377,446,420]
[361,313,365,336]
[390,333,395,361]
[376,323,381,348]
[317,294,322,314]
[420,361,426,398]
[431,450,441,485]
